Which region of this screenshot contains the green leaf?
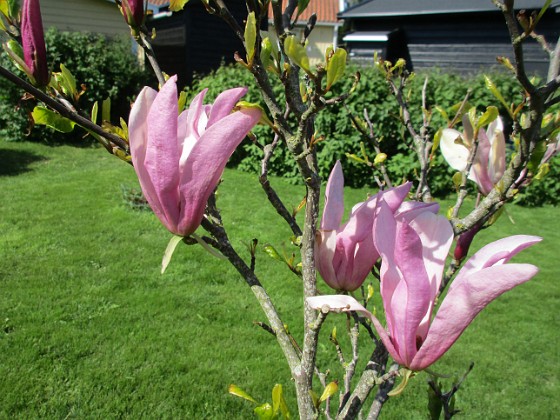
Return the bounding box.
[169,0,190,12]
[178,91,187,113]
[32,106,76,133]
[254,402,274,420]
[263,244,283,261]
[102,97,111,123]
[319,381,338,404]
[476,106,499,129]
[387,368,414,397]
[56,64,77,97]
[161,234,183,274]
[228,384,257,403]
[260,37,276,73]
[484,75,510,115]
[345,153,367,164]
[528,140,547,173]
[373,153,387,165]
[326,47,347,90]
[244,11,257,65]
[284,35,310,73]
[272,384,290,418]
[297,0,311,16]
[91,102,99,125]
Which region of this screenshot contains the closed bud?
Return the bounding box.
[454,224,480,261]
[121,0,145,30]
[21,0,49,87]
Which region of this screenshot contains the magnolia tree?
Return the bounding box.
[1,0,559,418]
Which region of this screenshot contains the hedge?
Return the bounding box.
[0,27,153,144]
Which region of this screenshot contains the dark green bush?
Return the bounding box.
[515,154,560,207]
[187,63,531,198]
[0,27,153,144]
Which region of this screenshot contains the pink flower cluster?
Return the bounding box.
[311,162,540,371]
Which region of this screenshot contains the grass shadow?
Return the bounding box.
[0,147,47,176]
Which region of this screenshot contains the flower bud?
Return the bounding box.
[121,0,145,30]
[21,0,49,87]
[454,224,481,262]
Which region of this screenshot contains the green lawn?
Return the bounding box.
[0,141,558,418]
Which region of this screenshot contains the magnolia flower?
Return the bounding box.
[308,200,540,371]
[121,0,145,29]
[128,76,261,236]
[440,115,506,195]
[21,0,49,86]
[315,161,411,291]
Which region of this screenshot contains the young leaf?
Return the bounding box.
[319,381,338,404]
[102,97,111,123]
[284,35,311,74]
[476,106,499,129]
[59,64,77,97]
[271,384,290,418]
[263,244,283,261]
[32,106,76,133]
[228,384,257,403]
[169,0,190,12]
[161,234,183,274]
[254,403,274,420]
[326,48,347,90]
[244,11,257,65]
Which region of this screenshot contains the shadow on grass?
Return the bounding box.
[0,148,47,176]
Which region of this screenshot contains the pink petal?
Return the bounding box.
[144,76,182,233]
[129,86,178,232]
[457,235,542,279]
[321,161,345,230]
[177,108,261,235]
[408,212,453,339]
[488,128,506,184]
[392,220,432,365]
[185,88,208,141]
[315,230,339,289]
[410,263,539,371]
[207,87,249,127]
[306,295,405,366]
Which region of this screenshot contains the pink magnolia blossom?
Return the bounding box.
[315,161,411,291]
[121,0,145,29]
[308,200,540,371]
[21,0,49,86]
[440,115,506,195]
[128,76,261,236]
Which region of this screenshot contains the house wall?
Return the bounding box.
[41,0,130,37]
[343,10,559,76]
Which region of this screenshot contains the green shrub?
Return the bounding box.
[186,63,530,198]
[515,154,560,207]
[0,28,153,144]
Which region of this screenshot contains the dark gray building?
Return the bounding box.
[339,0,560,75]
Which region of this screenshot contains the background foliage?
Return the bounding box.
[0,28,152,144]
[186,64,556,202]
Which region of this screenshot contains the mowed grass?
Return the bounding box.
[0,141,558,418]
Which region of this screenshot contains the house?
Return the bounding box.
[144,0,252,87]
[39,0,131,37]
[268,0,343,65]
[339,0,560,75]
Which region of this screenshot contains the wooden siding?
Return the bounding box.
[343,11,559,75]
[147,0,249,87]
[41,0,130,37]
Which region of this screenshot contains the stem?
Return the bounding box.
[138,32,165,86]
